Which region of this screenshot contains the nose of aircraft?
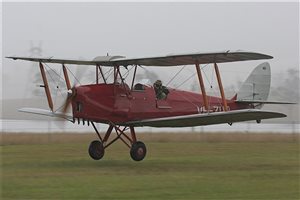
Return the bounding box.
[62,86,78,114]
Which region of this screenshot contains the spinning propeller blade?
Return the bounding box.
[62,86,76,114]
[61,64,84,115]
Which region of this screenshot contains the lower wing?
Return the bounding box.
[235,100,296,104]
[125,109,286,127]
[18,108,73,121]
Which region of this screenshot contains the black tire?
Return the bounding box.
[88,140,104,160]
[130,141,147,161]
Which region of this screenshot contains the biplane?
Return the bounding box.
[7,51,291,161]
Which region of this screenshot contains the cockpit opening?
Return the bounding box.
[133,83,145,91]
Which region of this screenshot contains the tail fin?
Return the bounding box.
[237,62,271,101]
[235,62,296,106]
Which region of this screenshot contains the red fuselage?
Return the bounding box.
[72,83,249,124]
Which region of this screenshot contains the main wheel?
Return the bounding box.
[130,141,147,161]
[88,140,104,160]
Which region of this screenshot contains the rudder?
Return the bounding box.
[236,62,271,101]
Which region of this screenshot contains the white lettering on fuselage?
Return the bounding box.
[199,105,230,113]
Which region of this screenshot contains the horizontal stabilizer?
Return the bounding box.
[18,108,73,121]
[235,100,297,104]
[125,109,286,127]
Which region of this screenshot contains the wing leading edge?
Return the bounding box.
[6,51,272,67]
[125,109,286,127]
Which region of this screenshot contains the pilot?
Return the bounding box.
[153,80,169,100]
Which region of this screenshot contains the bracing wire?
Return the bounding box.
[43,63,83,112]
[53,68,63,107]
[123,66,134,80]
[104,67,113,76]
[66,67,82,85]
[91,68,105,84]
[175,64,209,89]
[175,73,196,89]
[43,65,65,112]
[91,67,114,84]
[165,65,186,87]
[173,63,225,110]
[43,64,64,98]
[43,63,66,83]
[105,68,114,82]
[91,66,133,85]
[100,67,120,84]
[201,64,225,108]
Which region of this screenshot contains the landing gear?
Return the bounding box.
[130,141,147,161]
[88,140,104,160]
[89,122,146,161]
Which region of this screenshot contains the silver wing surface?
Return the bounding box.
[18,108,73,121]
[125,109,286,127]
[235,100,296,104]
[6,50,272,67]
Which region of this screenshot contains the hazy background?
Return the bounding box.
[1,2,299,131]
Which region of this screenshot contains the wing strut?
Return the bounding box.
[99,65,106,84]
[96,65,99,84]
[131,65,138,90]
[39,62,54,112]
[96,65,107,84]
[214,63,228,111]
[195,62,209,112]
[62,64,71,90]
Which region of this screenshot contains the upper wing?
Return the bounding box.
[112,51,273,66]
[125,109,286,127]
[6,50,272,67]
[5,55,124,66]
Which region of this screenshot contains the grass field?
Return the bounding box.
[1,133,299,200]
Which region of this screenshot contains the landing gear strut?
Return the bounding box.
[88,122,146,161]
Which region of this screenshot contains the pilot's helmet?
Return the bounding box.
[154,80,162,86]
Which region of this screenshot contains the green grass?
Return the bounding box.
[1,139,299,199]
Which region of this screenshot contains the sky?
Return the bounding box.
[1,2,299,100]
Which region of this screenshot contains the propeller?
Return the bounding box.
[60,64,85,115]
[62,86,77,114]
[4,62,87,132]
